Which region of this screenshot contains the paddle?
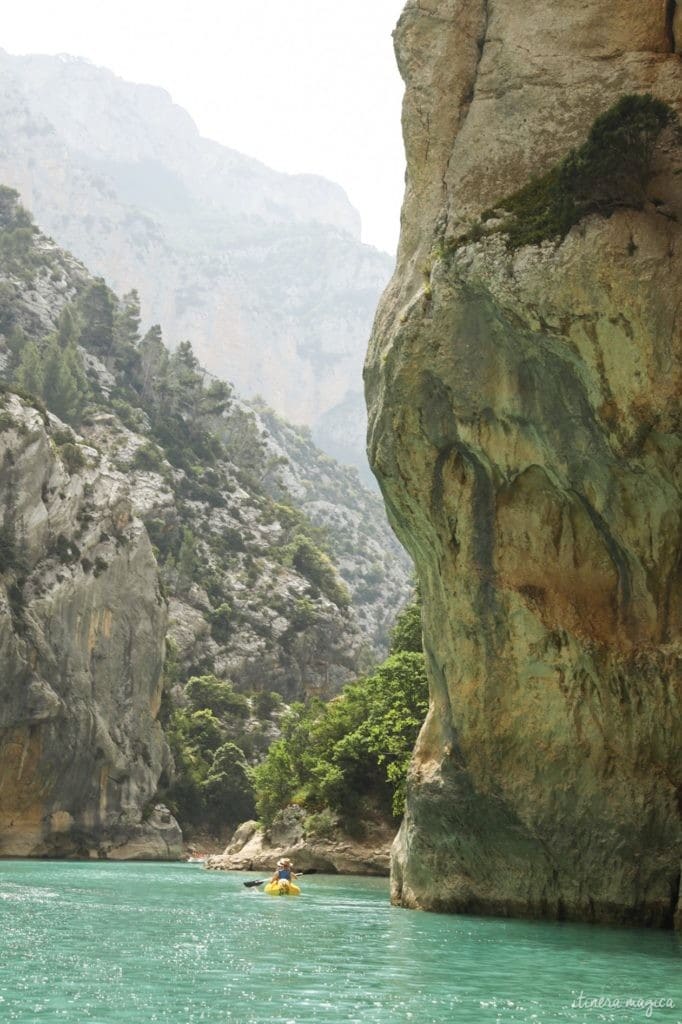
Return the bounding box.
[243,868,318,888]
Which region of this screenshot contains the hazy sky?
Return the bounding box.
[4,0,407,254]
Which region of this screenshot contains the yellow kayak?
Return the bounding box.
[264,880,301,896]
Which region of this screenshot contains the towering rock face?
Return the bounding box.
[365,1,681,927]
[0,395,180,858]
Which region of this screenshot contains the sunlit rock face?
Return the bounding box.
[0,396,180,859]
[365,0,681,927]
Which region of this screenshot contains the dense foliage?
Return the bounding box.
[475,94,677,250]
[253,600,427,827]
[388,594,423,655]
[163,675,267,829]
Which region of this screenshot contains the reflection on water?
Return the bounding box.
[0,862,679,1023]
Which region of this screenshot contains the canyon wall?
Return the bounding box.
[365,0,681,926]
[0,395,181,858]
[0,186,411,855]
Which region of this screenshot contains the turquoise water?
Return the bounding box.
[0,862,680,1024]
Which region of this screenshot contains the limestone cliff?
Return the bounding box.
[0,394,181,858]
[365,1,681,927]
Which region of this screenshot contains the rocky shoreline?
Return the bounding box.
[204,809,393,876]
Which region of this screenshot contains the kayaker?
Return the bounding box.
[271,858,297,884]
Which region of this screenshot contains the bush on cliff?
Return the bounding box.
[389,596,423,654]
[15,333,89,428]
[185,674,250,720]
[201,742,255,828]
[288,535,351,610]
[165,707,255,829]
[481,94,677,249]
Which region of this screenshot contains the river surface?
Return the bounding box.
[0,861,680,1024]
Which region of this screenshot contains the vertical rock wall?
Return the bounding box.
[0,396,181,858]
[365,0,681,926]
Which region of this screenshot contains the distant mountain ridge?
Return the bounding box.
[0,49,393,477]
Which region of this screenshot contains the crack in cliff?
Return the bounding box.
[413,3,456,23]
[571,490,634,625]
[468,0,490,112]
[665,0,677,52]
[441,0,490,237]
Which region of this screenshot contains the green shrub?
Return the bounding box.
[7,580,26,626]
[208,602,233,644]
[289,536,350,609]
[0,521,18,574]
[185,674,250,720]
[50,533,80,565]
[51,427,74,447]
[290,596,317,631]
[131,442,165,473]
[200,742,255,827]
[481,94,677,250]
[253,650,428,825]
[57,442,86,474]
[111,398,144,431]
[389,599,423,655]
[303,808,338,839]
[144,517,181,563]
[252,690,283,720]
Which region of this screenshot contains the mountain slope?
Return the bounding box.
[0,49,393,476]
[0,186,410,854]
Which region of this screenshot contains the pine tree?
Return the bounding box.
[16,341,44,397]
[42,337,86,425]
[115,290,141,348]
[78,279,115,358]
[170,341,203,419]
[112,289,142,384]
[56,305,78,349]
[139,324,169,408]
[176,528,198,595]
[201,379,232,418]
[174,340,199,371]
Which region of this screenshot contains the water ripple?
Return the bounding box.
[0,863,680,1023]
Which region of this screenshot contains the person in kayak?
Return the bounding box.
[271,858,297,885]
